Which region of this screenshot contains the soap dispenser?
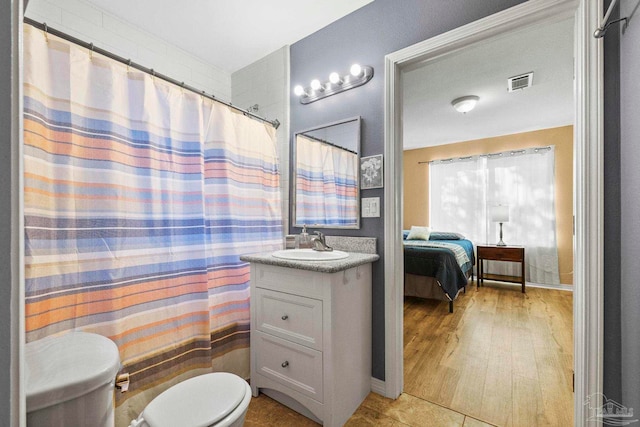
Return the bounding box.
[298,225,312,249]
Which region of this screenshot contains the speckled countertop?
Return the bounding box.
[240,251,379,274]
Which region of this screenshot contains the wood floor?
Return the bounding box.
[403,281,573,426]
[245,281,573,427]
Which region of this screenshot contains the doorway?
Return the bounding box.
[400,16,575,425]
[383,1,604,426]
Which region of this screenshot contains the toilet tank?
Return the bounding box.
[25,332,121,427]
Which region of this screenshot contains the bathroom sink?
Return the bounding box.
[272,249,349,261]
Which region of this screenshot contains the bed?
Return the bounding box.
[403,231,475,313]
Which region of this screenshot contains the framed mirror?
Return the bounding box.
[293,116,361,229]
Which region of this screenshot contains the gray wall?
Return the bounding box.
[1,0,19,425]
[290,0,526,380]
[620,0,640,413]
[603,0,622,404]
[0,3,11,422]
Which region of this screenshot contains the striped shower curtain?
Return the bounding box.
[22,25,281,425]
[295,134,358,226]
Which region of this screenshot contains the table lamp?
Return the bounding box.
[491,205,509,246]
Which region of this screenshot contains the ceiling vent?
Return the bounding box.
[507,72,534,92]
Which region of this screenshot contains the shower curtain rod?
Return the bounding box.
[299,133,358,155]
[593,0,629,38]
[24,18,281,130]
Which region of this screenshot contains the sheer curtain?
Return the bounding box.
[429,157,486,241]
[430,147,559,285]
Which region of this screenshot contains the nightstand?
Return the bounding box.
[477,245,526,293]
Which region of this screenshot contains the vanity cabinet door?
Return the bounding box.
[254,331,323,402]
[254,288,323,350]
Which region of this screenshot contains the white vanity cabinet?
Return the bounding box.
[249,261,373,427]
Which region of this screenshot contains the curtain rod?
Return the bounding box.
[298,133,357,155]
[24,18,281,130]
[593,0,629,38]
[418,146,552,164]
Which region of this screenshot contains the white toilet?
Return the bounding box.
[25,332,252,427]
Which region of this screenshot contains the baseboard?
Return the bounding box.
[526,281,574,291]
[370,377,386,395]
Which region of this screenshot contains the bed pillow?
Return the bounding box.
[402,230,410,240]
[406,226,431,240]
[429,231,465,240]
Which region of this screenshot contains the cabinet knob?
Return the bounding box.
[281,361,289,368]
[281,314,289,320]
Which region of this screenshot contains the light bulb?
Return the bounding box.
[294,85,305,96]
[350,64,363,77]
[310,79,322,91]
[329,72,342,85]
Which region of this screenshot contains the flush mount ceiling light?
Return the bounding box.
[294,63,374,104]
[451,95,480,113]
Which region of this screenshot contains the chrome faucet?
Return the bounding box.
[310,231,333,252]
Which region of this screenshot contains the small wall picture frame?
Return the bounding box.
[360,154,383,189]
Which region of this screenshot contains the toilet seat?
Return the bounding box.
[141,373,248,427]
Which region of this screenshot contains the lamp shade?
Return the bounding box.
[490,205,509,222]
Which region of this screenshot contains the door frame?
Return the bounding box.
[382,0,603,425]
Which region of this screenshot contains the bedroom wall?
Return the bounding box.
[290,0,527,380]
[403,125,574,285]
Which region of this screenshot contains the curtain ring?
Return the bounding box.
[150,69,155,79]
[127,59,132,72]
[89,42,94,59]
[43,22,49,42]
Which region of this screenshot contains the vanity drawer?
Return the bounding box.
[254,331,323,402]
[255,288,323,350]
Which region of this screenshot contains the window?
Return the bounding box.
[429,147,559,285]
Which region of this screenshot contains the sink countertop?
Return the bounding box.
[240,251,379,273]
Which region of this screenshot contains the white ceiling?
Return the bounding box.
[402,18,575,150]
[84,0,374,73]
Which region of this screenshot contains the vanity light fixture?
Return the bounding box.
[451,95,480,113]
[294,63,374,104]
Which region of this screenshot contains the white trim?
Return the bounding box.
[383,1,604,426]
[370,377,386,396]
[526,282,575,292]
[573,0,605,422]
[483,280,575,292]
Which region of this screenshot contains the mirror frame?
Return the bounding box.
[292,116,361,229]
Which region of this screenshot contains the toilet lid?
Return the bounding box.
[143,373,247,427]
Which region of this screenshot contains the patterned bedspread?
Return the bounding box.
[402,239,475,299]
[403,240,470,269]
